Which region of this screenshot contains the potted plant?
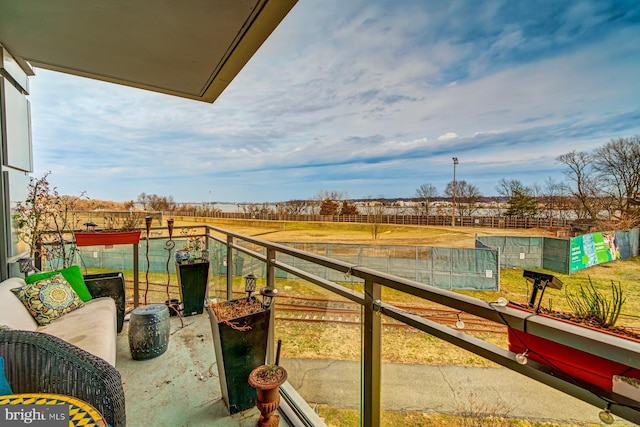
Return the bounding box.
[206,276,278,414]
[13,172,83,270]
[73,212,143,247]
[507,270,640,399]
[248,340,287,427]
[175,228,209,316]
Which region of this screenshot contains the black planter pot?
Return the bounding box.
[164,299,181,316]
[176,261,209,316]
[83,272,126,333]
[207,298,270,414]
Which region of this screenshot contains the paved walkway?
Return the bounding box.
[282,358,635,426]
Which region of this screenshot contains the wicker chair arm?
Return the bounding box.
[0,330,125,427]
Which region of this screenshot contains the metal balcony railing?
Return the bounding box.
[51,224,640,425]
[187,225,638,425]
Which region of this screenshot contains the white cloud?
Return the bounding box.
[437,132,459,141]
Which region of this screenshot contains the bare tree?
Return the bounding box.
[592,136,640,225]
[496,179,527,198]
[242,203,271,217]
[444,180,482,216]
[540,177,571,219]
[137,192,149,210]
[556,150,600,219]
[414,183,438,215]
[281,199,310,215]
[362,198,386,239]
[141,194,176,212]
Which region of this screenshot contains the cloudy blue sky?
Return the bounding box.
[29,0,640,204]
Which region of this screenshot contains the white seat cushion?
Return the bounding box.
[38,297,117,365]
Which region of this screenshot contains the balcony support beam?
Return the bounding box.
[133,243,139,308]
[225,235,234,300]
[363,279,381,427]
[266,248,276,364]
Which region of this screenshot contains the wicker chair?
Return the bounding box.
[0,329,126,427]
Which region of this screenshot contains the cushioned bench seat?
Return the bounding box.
[0,273,120,365]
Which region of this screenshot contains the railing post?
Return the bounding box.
[363,279,381,427]
[133,243,139,307]
[226,235,234,300]
[266,248,276,364]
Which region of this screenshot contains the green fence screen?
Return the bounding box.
[69,240,499,291]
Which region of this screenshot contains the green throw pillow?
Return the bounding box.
[26,265,92,302]
[12,273,84,326]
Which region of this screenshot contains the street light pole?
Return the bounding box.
[452,157,458,227]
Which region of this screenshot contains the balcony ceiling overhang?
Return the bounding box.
[0,0,297,102]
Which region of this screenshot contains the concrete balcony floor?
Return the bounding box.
[116,312,289,427]
[115,310,635,426]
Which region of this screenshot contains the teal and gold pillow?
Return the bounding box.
[11,273,84,326]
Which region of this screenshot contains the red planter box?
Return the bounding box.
[74,231,142,247]
[507,306,640,391]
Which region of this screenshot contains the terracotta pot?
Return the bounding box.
[507,303,640,391]
[74,230,141,247]
[248,365,288,427]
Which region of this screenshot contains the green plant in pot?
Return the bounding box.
[249,339,288,427]
[13,171,83,270]
[507,270,640,403]
[207,275,278,415]
[73,212,143,247]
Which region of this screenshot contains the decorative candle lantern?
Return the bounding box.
[245,273,257,301]
[260,287,279,309]
[18,257,34,277]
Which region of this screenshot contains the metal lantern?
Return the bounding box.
[245,273,257,301]
[18,257,34,276]
[260,287,279,309]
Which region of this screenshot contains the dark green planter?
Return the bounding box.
[207,299,270,414]
[83,272,126,333]
[177,261,209,316]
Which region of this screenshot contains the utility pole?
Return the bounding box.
[452,157,458,226]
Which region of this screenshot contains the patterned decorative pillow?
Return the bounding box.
[11,273,84,326]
